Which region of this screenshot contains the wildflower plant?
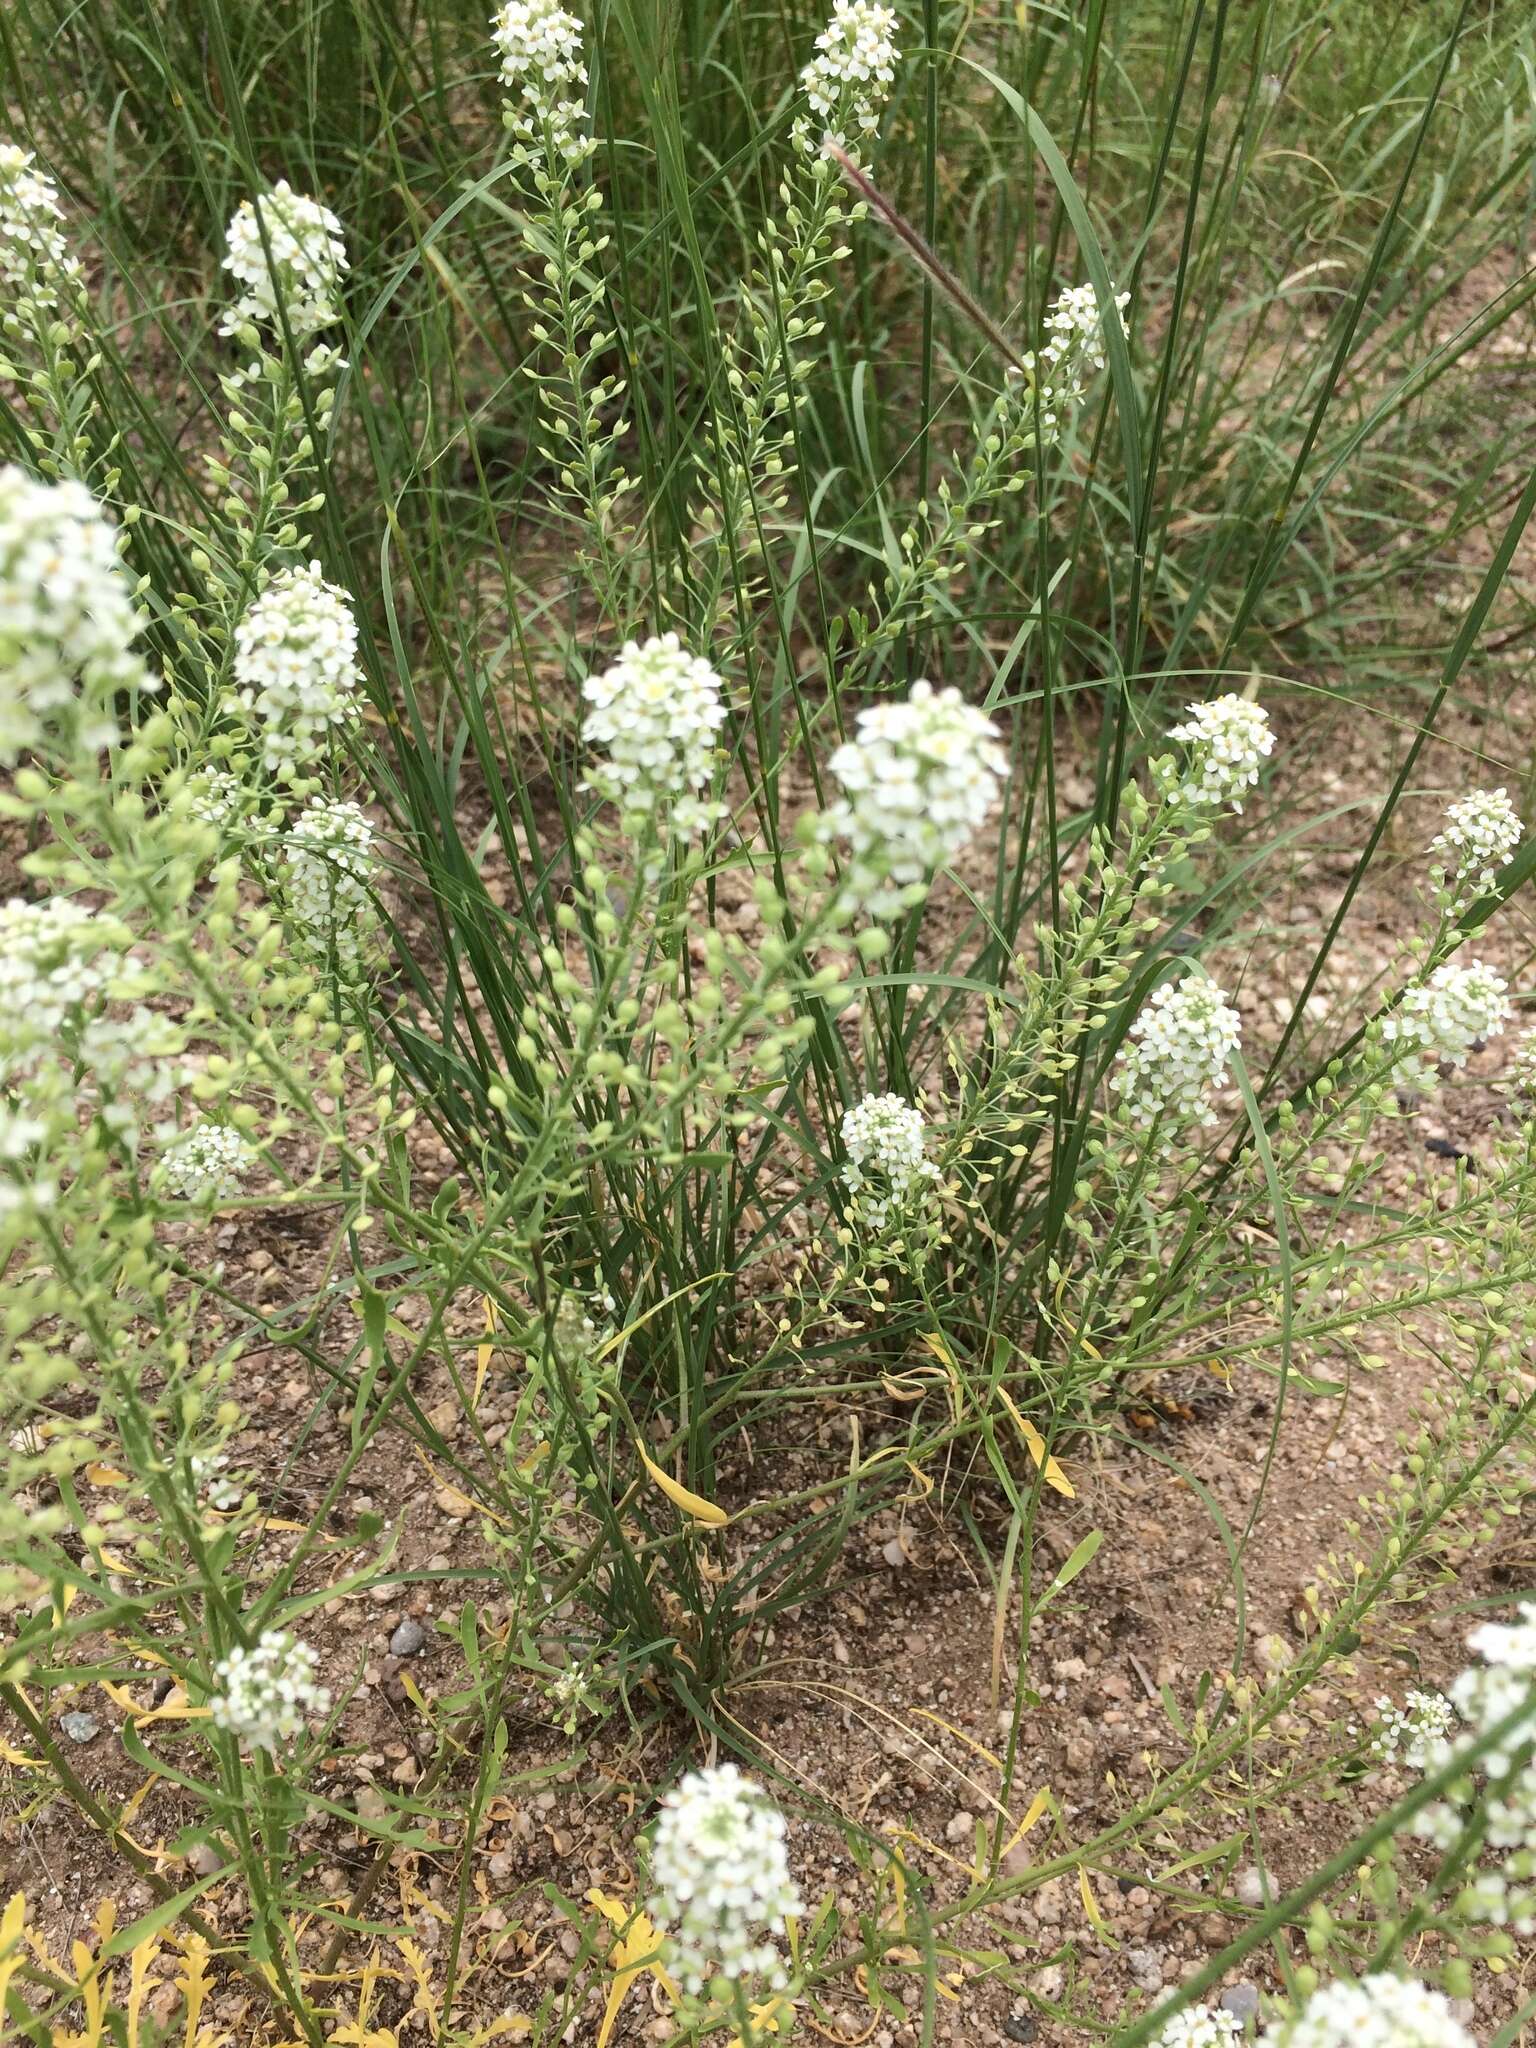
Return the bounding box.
[5,4,1536,2045]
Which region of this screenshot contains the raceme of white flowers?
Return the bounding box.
[1014,279,1131,439]
[824,679,1008,918]
[221,181,348,340]
[0,897,115,1072]
[1254,1975,1476,2048]
[1383,959,1512,1082]
[1166,693,1276,813]
[282,798,379,971]
[647,1763,804,1994]
[209,1629,332,1751]
[581,633,728,843]
[0,144,79,296]
[1112,976,1242,1135]
[1410,1601,1536,1936]
[0,467,153,766]
[1371,1688,1456,1768]
[160,1121,256,1203]
[230,561,364,778]
[799,0,901,149]
[492,0,593,165]
[1430,786,1522,910]
[840,1092,938,1232]
[1150,2009,1244,2048]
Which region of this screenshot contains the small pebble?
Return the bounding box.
[389,1618,428,1658]
[60,1711,99,1744]
[1220,1984,1261,2025]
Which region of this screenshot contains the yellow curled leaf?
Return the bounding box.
[998,1788,1051,1860]
[84,1463,130,1488]
[917,1331,956,1369]
[996,1388,1075,1498]
[1079,1866,1107,1932]
[637,1445,728,1528]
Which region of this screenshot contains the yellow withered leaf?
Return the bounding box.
[98,1681,212,1729]
[0,1894,27,2017]
[995,1388,1075,1498]
[1078,1866,1107,1933]
[637,1444,728,1528]
[84,1463,130,1487]
[587,1890,677,2048]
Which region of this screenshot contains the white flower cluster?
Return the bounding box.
[1371,1688,1456,1768]
[209,1629,331,1750]
[1383,959,1511,1083]
[0,467,152,767]
[823,680,1008,918]
[1151,2009,1244,2048]
[492,0,593,165]
[581,633,727,843]
[840,1093,938,1232]
[1508,1025,1536,1105]
[0,897,114,1075]
[282,798,378,971]
[1166,694,1276,813]
[0,144,79,296]
[1112,976,1242,1135]
[231,562,364,778]
[1255,1976,1475,2048]
[1017,280,1131,434]
[1410,1603,1536,1935]
[799,0,900,149]
[160,1120,255,1202]
[190,1450,244,1513]
[220,181,348,340]
[1429,786,1522,911]
[188,767,251,835]
[648,1763,804,1994]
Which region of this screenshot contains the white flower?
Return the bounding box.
[1042,280,1130,380]
[581,633,727,842]
[0,897,117,1080]
[492,0,593,164]
[1166,694,1276,813]
[1371,1689,1456,1769]
[220,181,347,340]
[0,467,153,766]
[231,562,364,778]
[823,679,1008,918]
[648,1763,803,1995]
[1112,976,1241,1134]
[160,1121,255,1202]
[209,1629,331,1750]
[0,144,79,297]
[1430,787,1522,909]
[1383,959,1511,1081]
[840,1093,938,1232]
[1151,2010,1245,2048]
[190,1451,244,1512]
[188,767,251,834]
[799,0,900,148]
[282,798,378,970]
[1256,1975,1475,2048]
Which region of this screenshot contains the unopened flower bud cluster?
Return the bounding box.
[840,1093,939,1232]
[493,0,594,166]
[1383,959,1511,1084]
[210,1629,331,1750]
[823,680,1008,918]
[799,0,900,150]
[1429,786,1522,913]
[0,467,153,767]
[230,561,364,779]
[221,182,347,340]
[580,634,727,844]
[1112,977,1241,1135]
[648,1763,804,1994]
[1165,694,1275,813]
